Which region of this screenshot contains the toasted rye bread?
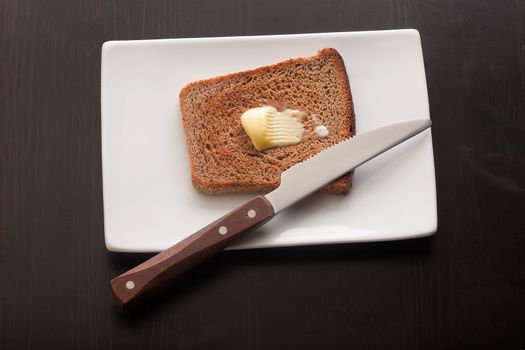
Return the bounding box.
[179,48,355,194]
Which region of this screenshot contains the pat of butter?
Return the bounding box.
[314,125,329,138]
[240,106,305,151]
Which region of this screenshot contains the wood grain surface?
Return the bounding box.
[1,0,524,349]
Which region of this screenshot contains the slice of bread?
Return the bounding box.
[179,48,355,195]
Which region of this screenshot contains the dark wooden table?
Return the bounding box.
[1,0,524,349]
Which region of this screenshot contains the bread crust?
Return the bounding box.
[179,48,355,195]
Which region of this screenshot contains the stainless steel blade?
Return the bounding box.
[265,119,432,213]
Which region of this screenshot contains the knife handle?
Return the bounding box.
[110,196,275,305]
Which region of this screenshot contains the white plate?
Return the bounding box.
[101,29,437,252]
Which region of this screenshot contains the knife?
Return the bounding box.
[110,118,432,305]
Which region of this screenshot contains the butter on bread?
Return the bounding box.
[179,48,355,195]
[240,106,306,151]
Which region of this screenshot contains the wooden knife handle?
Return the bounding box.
[110,196,275,305]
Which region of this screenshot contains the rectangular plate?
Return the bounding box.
[101,29,437,252]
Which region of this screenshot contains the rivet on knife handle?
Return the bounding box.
[110,196,275,305]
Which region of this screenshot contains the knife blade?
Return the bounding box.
[110,119,431,305]
[267,118,432,212]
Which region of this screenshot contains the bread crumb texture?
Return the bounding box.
[179,48,355,194]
